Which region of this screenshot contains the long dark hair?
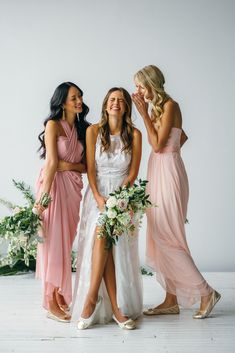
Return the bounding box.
[38,82,90,159]
[99,87,134,153]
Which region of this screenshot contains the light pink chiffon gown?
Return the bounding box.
[146,127,212,307]
[36,120,83,310]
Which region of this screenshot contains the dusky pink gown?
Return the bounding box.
[36,120,83,310]
[146,127,212,307]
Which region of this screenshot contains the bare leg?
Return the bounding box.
[200,292,214,310]
[155,291,214,311]
[54,289,69,312]
[155,292,178,309]
[81,231,109,318]
[154,278,178,309]
[103,250,128,322]
[48,289,71,320]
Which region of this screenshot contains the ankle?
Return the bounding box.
[164,299,178,306]
[86,292,98,305]
[49,304,68,317]
[164,294,178,306]
[113,309,127,322]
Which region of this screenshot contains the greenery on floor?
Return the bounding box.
[0,180,39,274]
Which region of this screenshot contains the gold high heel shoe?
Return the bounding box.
[47,311,71,323]
[112,315,136,330]
[193,290,221,319]
[143,304,180,316]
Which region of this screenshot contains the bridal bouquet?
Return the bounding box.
[97,179,153,249]
[0,180,51,273]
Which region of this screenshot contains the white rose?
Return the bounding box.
[107,209,117,219]
[106,196,117,208]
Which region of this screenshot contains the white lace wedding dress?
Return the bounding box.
[71,134,143,323]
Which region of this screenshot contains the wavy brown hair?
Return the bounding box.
[134,65,170,125]
[99,87,134,153]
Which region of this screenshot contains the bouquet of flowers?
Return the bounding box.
[97,179,153,249]
[0,180,51,274]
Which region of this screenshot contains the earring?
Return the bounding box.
[62,108,66,120]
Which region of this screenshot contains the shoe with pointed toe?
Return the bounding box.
[77,296,102,330]
[143,304,180,316]
[112,315,136,330]
[193,290,221,319]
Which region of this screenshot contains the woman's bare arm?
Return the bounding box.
[57,160,87,173]
[122,128,142,186]
[86,125,106,211]
[39,120,58,194]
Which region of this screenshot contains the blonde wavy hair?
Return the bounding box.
[99,87,134,153]
[134,65,170,124]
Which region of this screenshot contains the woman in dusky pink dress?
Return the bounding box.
[35,82,90,322]
[132,65,220,319]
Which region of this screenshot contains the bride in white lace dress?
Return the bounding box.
[72,87,143,329]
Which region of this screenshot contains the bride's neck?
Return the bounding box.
[108,116,122,135]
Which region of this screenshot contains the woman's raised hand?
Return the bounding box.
[132,93,149,118]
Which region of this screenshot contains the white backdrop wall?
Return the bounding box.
[0,0,234,271]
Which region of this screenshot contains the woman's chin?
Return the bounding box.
[75,108,83,114]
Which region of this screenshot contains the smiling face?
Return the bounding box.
[63,86,83,115]
[134,77,153,102]
[105,90,127,118]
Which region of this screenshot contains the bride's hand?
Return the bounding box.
[132,93,149,118]
[95,194,107,212]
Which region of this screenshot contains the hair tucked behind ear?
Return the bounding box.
[99,87,134,153]
[38,82,90,159]
[134,65,170,125]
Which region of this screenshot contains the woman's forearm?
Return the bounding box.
[68,162,87,173]
[122,172,138,187]
[143,115,171,153]
[87,168,101,201]
[40,161,57,196]
[57,160,87,173]
[142,114,159,150]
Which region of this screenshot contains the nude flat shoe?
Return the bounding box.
[143,304,180,316]
[112,315,136,330]
[47,311,71,323]
[59,304,70,314]
[193,290,221,319]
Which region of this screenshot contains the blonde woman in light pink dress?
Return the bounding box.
[132,65,221,319]
[35,82,90,322]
